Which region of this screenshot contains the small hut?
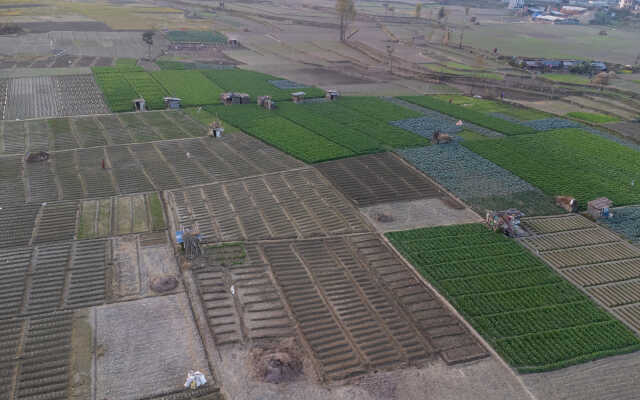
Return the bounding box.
[133,98,146,112]
[291,91,306,103]
[227,38,239,48]
[209,120,224,138]
[588,197,613,219]
[221,92,250,105]
[164,97,182,109]
[326,90,339,101]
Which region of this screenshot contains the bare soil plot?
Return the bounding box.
[95,294,213,400]
[0,312,73,400]
[0,79,6,120]
[315,152,447,207]
[2,74,108,120]
[0,203,39,249]
[604,121,640,143]
[78,193,166,239]
[521,214,640,333]
[111,235,180,301]
[0,155,25,204]
[191,234,486,383]
[168,168,370,243]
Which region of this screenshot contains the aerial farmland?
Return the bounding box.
[1,0,640,399]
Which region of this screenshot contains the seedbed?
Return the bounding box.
[54,74,109,117]
[316,152,447,207]
[0,156,25,205]
[97,115,133,144]
[520,215,640,333]
[50,151,84,201]
[138,112,188,140]
[164,110,208,136]
[120,113,163,142]
[72,116,108,148]
[76,147,117,198]
[106,145,155,194]
[49,117,78,151]
[167,168,369,243]
[387,223,640,373]
[0,203,39,249]
[1,120,26,154]
[463,129,640,208]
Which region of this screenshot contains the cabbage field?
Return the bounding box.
[463,128,640,208]
[386,224,640,373]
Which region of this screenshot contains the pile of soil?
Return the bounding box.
[248,338,303,384]
[376,213,394,223]
[150,275,179,293]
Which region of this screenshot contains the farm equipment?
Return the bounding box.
[555,196,578,213]
[431,131,452,144]
[486,209,525,238]
[24,151,49,163]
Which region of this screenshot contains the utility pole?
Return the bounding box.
[386,44,394,74]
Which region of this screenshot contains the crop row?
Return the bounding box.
[463,128,640,208]
[386,224,640,372]
[399,96,538,135]
[208,104,354,162]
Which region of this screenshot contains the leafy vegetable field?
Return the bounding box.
[399,96,538,135]
[152,70,223,106]
[207,104,354,162]
[123,72,168,110]
[93,69,139,112]
[432,95,550,121]
[386,224,640,373]
[599,206,640,243]
[463,128,640,208]
[201,69,324,100]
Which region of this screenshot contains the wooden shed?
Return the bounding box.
[164,97,182,109]
[588,197,613,219]
[326,90,339,101]
[133,98,146,112]
[257,95,276,110]
[221,92,250,105]
[291,91,306,103]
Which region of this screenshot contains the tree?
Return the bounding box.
[142,30,155,60]
[415,4,422,18]
[337,0,356,42]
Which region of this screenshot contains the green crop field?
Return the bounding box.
[201,69,324,100]
[338,96,422,122]
[152,70,224,106]
[302,101,429,148]
[93,69,139,112]
[123,72,168,110]
[275,102,382,154]
[400,96,538,135]
[156,61,196,70]
[115,58,138,67]
[166,30,227,43]
[433,95,550,121]
[463,128,640,207]
[207,104,354,162]
[566,111,620,123]
[386,224,640,373]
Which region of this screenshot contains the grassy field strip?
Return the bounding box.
[386,223,640,373]
[566,111,620,124]
[399,96,538,135]
[152,70,224,107]
[77,193,165,239]
[463,128,640,208]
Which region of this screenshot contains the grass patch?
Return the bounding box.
[92,70,139,112]
[183,107,240,133]
[148,192,166,231]
[78,201,97,239]
[543,73,591,84]
[463,128,640,208]
[156,60,196,70]
[116,197,132,235]
[433,95,550,121]
[132,195,148,233]
[386,224,640,373]
[566,111,620,123]
[115,58,138,67]
[166,30,227,43]
[123,72,168,110]
[400,96,538,135]
[458,130,491,141]
[97,199,112,236]
[201,69,325,101]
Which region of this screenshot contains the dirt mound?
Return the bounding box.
[248,339,303,384]
[376,213,394,223]
[150,275,178,293]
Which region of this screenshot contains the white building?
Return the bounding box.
[619,0,633,8]
[509,0,525,9]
